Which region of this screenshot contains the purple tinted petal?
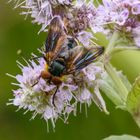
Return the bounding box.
[132,3,140,15]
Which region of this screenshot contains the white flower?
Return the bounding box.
[44,106,57,120]
[76,88,92,104]
[9,0,111,128]
[8,52,107,129]
[83,63,102,81]
[116,9,129,26]
[95,0,140,47]
[77,31,93,47]
[12,0,82,32]
[67,1,96,34]
[12,0,73,32]
[132,3,140,15]
[12,0,101,35]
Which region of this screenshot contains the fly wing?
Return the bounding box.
[65,46,104,74]
[45,16,67,64]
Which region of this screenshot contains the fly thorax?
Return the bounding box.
[49,60,66,77]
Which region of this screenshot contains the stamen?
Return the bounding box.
[6,73,16,79]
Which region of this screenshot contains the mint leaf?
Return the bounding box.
[126,75,140,127]
[103,135,140,140]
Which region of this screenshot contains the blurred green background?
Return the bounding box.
[1,1,140,140]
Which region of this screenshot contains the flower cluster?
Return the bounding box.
[97,0,140,47]
[8,55,107,128]
[10,0,140,130]
[12,0,140,47]
[14,0,73,31]
[12,0,99,44]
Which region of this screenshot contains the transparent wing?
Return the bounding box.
[45,16,67,64]
[65,46,104,74]
[45,16,77,64]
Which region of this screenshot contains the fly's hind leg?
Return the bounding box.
[52,86,59,107]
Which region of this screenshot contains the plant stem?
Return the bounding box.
[105,31,119,54]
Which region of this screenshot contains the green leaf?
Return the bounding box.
[94,32,109,47]
[103,135,140,140]
[100,68,131,109]
[118,71,132,92]
[90,87,109,115]
[126,75,140,127]
[99,79,124,107]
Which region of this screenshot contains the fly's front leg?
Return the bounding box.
[31,75,41,87]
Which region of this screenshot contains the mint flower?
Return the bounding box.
[69,1,95,33]
[12,0,98,44]
[9,0,140,133]
[97,0,140,47]
[13,0,73,31]
[8,52,107,128]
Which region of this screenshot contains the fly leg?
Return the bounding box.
[52,86,59,107]
[31,75,41,87]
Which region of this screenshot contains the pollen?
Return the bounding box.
[60,75,66,81]
[45,63,49,70]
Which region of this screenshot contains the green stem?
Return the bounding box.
[105,63,128,101]
[105,31,119,54]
